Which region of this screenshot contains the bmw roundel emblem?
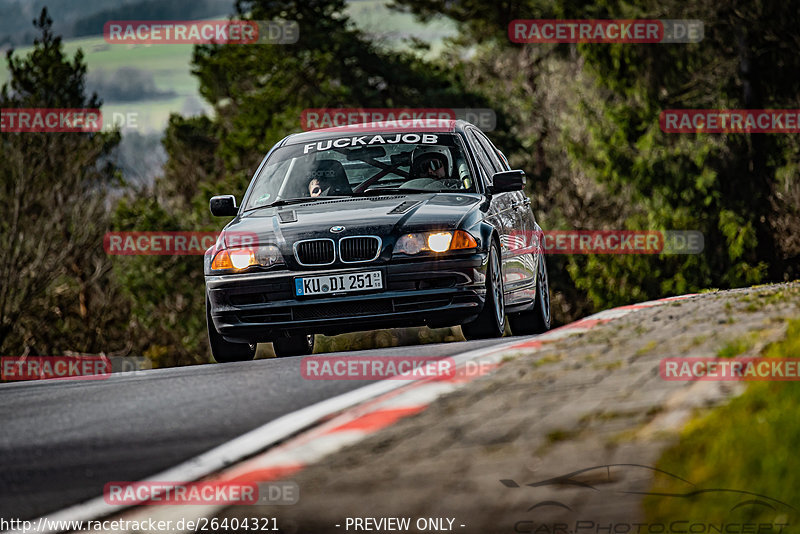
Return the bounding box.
[330,225,345,233]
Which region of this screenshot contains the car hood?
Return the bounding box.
[223,193,482,249]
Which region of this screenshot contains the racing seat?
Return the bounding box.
[308,160,352,196]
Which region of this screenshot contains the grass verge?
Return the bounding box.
[644,319,800,527]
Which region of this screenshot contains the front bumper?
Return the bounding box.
[206,253,487,343]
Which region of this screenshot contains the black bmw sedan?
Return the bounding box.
[204,120,550,361]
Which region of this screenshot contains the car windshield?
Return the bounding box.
[243,133,475,211]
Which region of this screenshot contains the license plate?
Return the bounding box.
[295,271,383,296]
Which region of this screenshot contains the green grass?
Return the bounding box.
[531,353,563,368]
[545,428,579,443]
[716,334,757,358]
[635,340,658,356]
[579,409,643,424]
[644,318,800,527]
[737,286,800,313]
[594,359,623,370]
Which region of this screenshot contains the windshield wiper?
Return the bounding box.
[354,188,434,196]
[256,196,347,209]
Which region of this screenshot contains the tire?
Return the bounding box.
[272,334,315,358]
[508,252,551,335]
[207,298,256,363]
[461,240,506,340]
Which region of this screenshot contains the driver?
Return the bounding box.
[411,145,452,181]
[308,177,324,197]
[306,169,335,197]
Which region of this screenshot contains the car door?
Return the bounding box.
[473,131,537,301]
[465,128,524,304]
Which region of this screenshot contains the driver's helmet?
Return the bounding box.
[411,145,453,179]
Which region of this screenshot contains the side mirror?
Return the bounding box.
[210,195,238,217]
[488,170,525,194]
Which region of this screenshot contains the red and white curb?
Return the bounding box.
[12,293,697,534]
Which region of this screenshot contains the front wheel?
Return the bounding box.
[508,252,551,335]
[207,298,256,363]
[461,241,506,340]
[272,334,315,358]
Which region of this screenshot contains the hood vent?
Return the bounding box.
[388,200,421,214]
[278,210,297,223]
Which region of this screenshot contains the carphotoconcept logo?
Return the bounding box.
[509,20,703,44]
[661,110,800,133]
[103,20,299,45]
[300,108,497,132]
[503,464,793,533]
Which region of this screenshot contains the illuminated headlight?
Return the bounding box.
[211,245,284,271]
[427,232,452,252]
[394,230,477,255]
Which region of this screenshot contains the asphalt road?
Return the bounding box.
[0,337,505,521]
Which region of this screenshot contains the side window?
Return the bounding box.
[475,132,505,174]
[467,130,497,182]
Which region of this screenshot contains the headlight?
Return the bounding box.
[395,230,477,255]
[427,232,452,252]
[211,245,284,271]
